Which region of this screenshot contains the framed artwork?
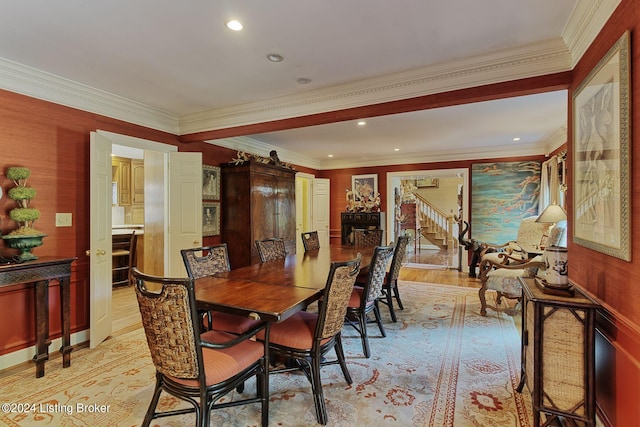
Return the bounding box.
[351,174,377,201]
[471,161,541,244]
[203,202,220,237]
[573,31,630,261]
[416,178,439,188]
[202,165,220,200]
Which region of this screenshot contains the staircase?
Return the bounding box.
[413,194,456,250]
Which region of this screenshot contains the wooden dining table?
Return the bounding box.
[194,245,372,323]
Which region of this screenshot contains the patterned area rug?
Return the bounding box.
[0,282,531,426]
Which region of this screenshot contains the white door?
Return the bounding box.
[89,132,113,348]
[313,178,330,247]
[167,152,202,277]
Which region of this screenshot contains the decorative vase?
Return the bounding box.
[543,246,568,288]
[1,233,47,261]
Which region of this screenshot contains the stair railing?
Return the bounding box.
[413,193,455,248]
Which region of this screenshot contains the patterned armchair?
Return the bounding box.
[481,216,550,265]
[478,220,567,316]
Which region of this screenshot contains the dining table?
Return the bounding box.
[194,245,372,323]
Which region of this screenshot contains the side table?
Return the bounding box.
[0,257,76,377]
[517,277,599,426]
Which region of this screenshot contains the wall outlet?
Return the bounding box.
[56,213,72,227]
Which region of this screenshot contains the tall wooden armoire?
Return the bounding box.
[221,161,296,268]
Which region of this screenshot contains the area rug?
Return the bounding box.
[0,282,531,427]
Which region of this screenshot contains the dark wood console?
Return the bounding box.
[0,257,76,377]
[340,212,382,245]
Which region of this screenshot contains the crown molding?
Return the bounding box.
[179,38,572,135]
[0,57,179,134]
[205,136,325,170]
[206,136,550,171]
[562,0,622,68]
[543,126,568,155]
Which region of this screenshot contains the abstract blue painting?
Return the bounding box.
[471,161,541,244]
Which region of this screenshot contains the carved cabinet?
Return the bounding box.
[518,277,599,426]
[221,162,296,268]
[340,212,382,245]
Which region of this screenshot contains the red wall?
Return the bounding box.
[566,0,640,425]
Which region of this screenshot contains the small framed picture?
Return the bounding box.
[203,202,220,236]
[351,174,377,202]
[203,165,220,200]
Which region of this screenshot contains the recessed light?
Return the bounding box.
[394,148,400,152]
[267,53,284,62]
[513,137,521,141]
[226,20,243,31]
[297,77,312,84]
[357,121,366,126]
[328,154,334,158]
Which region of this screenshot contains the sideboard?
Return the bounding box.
[340,212,384,245]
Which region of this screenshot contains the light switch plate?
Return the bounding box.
[56,213,72,227]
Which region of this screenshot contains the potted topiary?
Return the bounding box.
[1,166,46,260]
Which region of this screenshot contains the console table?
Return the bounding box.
[517,277,599,426]
[0,257,76,377]
[340,212,383,245]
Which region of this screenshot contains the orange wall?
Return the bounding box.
[566,0,640,425]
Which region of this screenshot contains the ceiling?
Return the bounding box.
[0,1,618,168]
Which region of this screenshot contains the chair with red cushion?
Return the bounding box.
[379,235,409,322]
[345,245,394,358]
[181,244,262,335]
[132,267,269,427]
[261,256,361,425]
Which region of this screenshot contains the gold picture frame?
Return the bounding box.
[572,31,630,261]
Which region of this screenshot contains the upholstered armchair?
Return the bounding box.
[478,220,567,316]
[481,216,550,265]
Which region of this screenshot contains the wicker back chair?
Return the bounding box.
[301,231,321,251]
[181,244,230,279]
[181,244,262,336]
[346,245,394,358]
[353,228,383,248]
[132,267,269,427]
[255,238,287,262]
[261,256,361,425]
[379,235,410,322]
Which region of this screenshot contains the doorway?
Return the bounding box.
[386,168,468,272]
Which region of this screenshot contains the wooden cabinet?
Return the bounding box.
[518,277,599,426]
[131,159,145,223]
[221,162,296,268]
[112,156,131,206]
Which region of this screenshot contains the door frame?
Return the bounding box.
[386,168,469,272]
[90,131,177,347]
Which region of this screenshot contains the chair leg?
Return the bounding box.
[335,334,353,384]
[142,375,164,427]
[310,350,328,425]
[478,281,488,316]
[358,312,370,358]
[373,303,386,338]
[386,289,398,322]
[393,281,404,310]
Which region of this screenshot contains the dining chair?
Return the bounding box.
[345,245,394,358]
[255,238,287,262]
[301,230,321,251]
[132,267,269,427]
[353,228,383,248]
[259,256,361,425]
[181,244,263,335]
[379,235,410,322]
